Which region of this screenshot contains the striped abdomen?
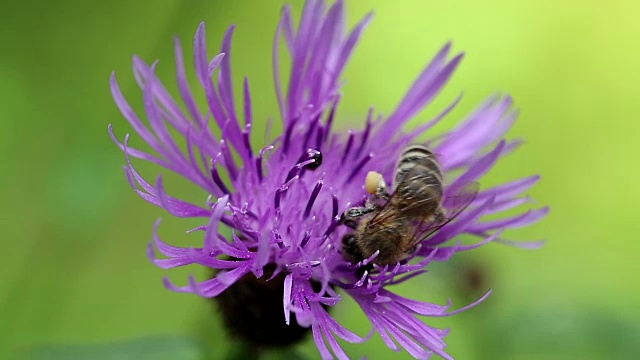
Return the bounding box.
[393,145,444,217]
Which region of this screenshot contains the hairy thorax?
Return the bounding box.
[356,220,409,266]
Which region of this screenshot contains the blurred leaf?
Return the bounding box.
[23,335,202,360]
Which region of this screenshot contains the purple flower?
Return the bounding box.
[109,1,547,359]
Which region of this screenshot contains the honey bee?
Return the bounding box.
[340,145,477,266]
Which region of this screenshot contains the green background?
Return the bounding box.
[2,0,638,359]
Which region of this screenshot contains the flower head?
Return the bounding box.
[109,1,547,359]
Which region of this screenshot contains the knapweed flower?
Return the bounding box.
[109,1,546,359]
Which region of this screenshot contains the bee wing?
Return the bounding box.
[366,164,440,228]
[402,182,479,252]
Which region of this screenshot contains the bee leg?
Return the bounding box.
[365,171,390,202]
[372,180,391,205]
[340,206,375,229]
[375,186,391,201]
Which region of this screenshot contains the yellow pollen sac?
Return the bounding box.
[365,171,383,194]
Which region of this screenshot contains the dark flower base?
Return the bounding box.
[213,263,321,349]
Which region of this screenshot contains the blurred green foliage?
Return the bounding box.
[2,0,639,359]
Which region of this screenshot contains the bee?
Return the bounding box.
[340,145,477,266]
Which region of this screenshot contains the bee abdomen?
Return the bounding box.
[395,145,443,193]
